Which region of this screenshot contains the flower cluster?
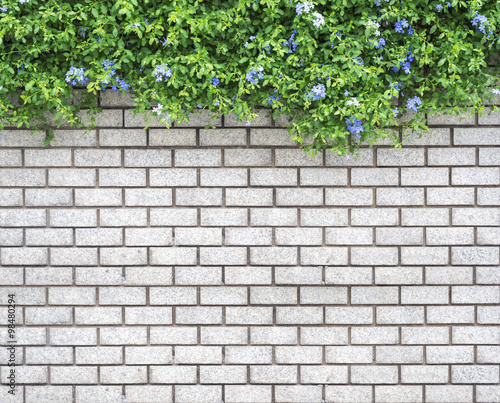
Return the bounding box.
[79,27,87,38]
[246,66,264,84]
[267,94,280,105]
[353,56,364,67]
[244,35,256,48]
[392,49,414,74]
[311,12,325,28]
[296,1,314,15]
[65,66,88,86]
[212,77,220,87]
[19,0,30,3]
[160,37,171,47]
[154,64,172,82]
[0,6,7,12]
[406,96,422,112]
[374,38,386,49]
[346,98,360,107]
[305,83,326,101]
[152,103,171,124]
[283,30,298,53]
[471,12,489,35]
[345,117,364,139]
[394,19,409,33]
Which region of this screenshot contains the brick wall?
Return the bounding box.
[0,93,499,403]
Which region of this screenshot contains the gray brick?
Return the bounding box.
[479,148,500,165]
[479,107,500,124]
[226,189,273,207]
[99,168,146,187]
[250,327,297,345]
[100,327,147,345]
[125,346,172,365]
[75,189,122,207]
[452,366,499,384]
[175,267,222,285]
[149,129,197,146]
[78,108,123,127]
[49,287,95,305]
[351,327,398,344]
[224,149,272,166]
[326,346,372,363]
[200,247,246,265]
[275,228,322,245]
[276,188,323,206]
[477,266,500,284]
[452,247,499,265]
[76,386,123,403]
[100,208,147,226]
[25,149,72,167]
[225,110,272,127]
[426,227,474,245]
[326,148,374,166]
[401,365,449,384]
[150,286,196,305]
[453,207,500,226]
[175,227,221,246]
[478,188,500,205]
[200,168,247,186]
[0,189,23,206]
[375,386,423,403]
[100,247,147,265]
[100,366,147,384]
[401,247,449,265]
[454,127,500,145]
[250,168,297,186]
[250,128,298,146]
[48,168,95,187]
[452,286,499,304]
[26,386,72,403]
[275,149,323,166]
[452,167,499,185]
[326,188,373,206]
[176,307,221,325]
[376,346,423,363]
[300,247,348,265]
[300,327,347,345]
[276,385,323,402]
[428,148,476,165]
[478,306,500,324]
[0,168,46,186]
[124,110,168,128]
[351,247,398,265]
[51,130,98,147]
[50,209,96,227]
[300,168,347,186]
[99,129,146,146]
[51,367,97,384]
[176,188,222,206]
[174,346,222,364]
[175,109,221,127]
[150,327,197,345]
[401,286,449,304]
[351,365,398,384]
[226,346,272,364]
[428,110,475,125]
[428,385,473,403]
[250,365,297,384]
[376,188,424,206]
[200,287,247,305]
[225,385,271,403]
[325,386,373,403]
[0,266,24,283]
[427,306,475,324]
[200,128,246,145]
[226,307,273,325]
[250,247,296,265]
[351,287,398,304]
[26,346,73,364]
[175,149,221,167]
[151,366,196,384]
[225,228,272,245]
[201,327,247,345]
[250,208,296,226]
[300,286,347,304]
[427,346,474,364]
[326,228,372,245]
[351,208,399,226]
[150,168,197,187]
[401,167,449,186]
[0,150,22,166]
[425,266,473,284]
[0,209,46,227]
[25,188,72,207]
[50,328,96,346]
[377,306,424,324]
[377,148,425,166]
[477,346,500,363]
[0,130,46,147]
[151,208,197,226]
[126,307,172,325]
[276,266,323,285]
[453,326,499,344]
[200,365,247,384]
[326,307,373,324]
[477,386,500,403]
[76,267,123,285]
[29,229,72,247]
[301,208,348,226]
[0,287,45,305]
[225,266,272,284]
[123,150,171,167]
[276,306,323,324]
[351,168,398,186]
[1,247,47,265]
[25,307,73,325]
[75,307,122,325]
[376,228,423,245]
[478,227,500,245]
[99,90,134,106]
[125,228,172,246]
[402,208,449,226]
[427,187,475,205]
[99,287,145,305]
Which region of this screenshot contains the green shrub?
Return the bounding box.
[0,0,499,154]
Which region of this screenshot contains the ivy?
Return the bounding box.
[0,0,499,155]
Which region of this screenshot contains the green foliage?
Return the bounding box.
[0,0,499,155]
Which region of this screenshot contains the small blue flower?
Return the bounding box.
[0,6,8,11]
[407,26,414,35]
[267,94,279,105]
[296,1,314,15]
[446,1,451,6]
[345,117,364,138]
[344,90,349,96]
[305,83,326,101]
[374,38,386,49]
[311,12,325,28]
[471,12,488,34]
[436,4,443,11]
[214,99,220,106]
[212,77,220,87]
[394,19,409,33]
[406,96,422,112]
[154,64,172,82]
[353,56,364,66]
[65,66,88,86]
[152,103,171,124]
[19,0,30,3]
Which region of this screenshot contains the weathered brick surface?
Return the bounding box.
[0,108,498,401]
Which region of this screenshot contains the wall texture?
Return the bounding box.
[0,94,499,403]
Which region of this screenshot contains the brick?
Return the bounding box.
[200,128,246,145]
[2,366,45,383]
[150,327,197,345]
[250,327,297,345]
[199,247,246,265]
[125,386,173,403]
[300,247,348,265]
[100,366,147,384]
[78,108,123,127]
[326,148,374,166]
[478,188,500,205]
[454,127,500,145]
[276,188,323,206]
[125,307,172,325]
[250,287,297,305]
[0,150,22,166]
[351,168,398,185]
[402,285,448,304]
[100,327,147,345]
[124,109,168,128]
[26,346,73,364]
[326,307,373,324]
[479,107,500,124]
[176,307,221,324]
[301,208,347,226]
[75,307,122,325]
[351,287,398,304]
[428,148,476,165]
[250,208,296,226]
[351,208,398,226]
[99,287,145,305]
[99,90,134,106]
[326,188,373,206]
[376,188,424,206]
[0,287,45,305]
[0,266,24,284]
[276,227,322,245]
[0,168,45,186]
[477,346,500,363]
[0,130,46,147]
[225,266,272,284]
[76,386,123,403]
[51,129,98,147]
[376,346,423,363]
[201,327,247,345]
[478,306,500,324]
[275,149,323,166]
[377,148,424,166]
[175,346,222,364]
[100,208,147,226]
[250,168,297,186]
[76,267,123,285]
[150,366,197,383]
[200,287,247,305]
[25,149,72,167]
[150,168,197,187]
[75,228,122,246]
[325,386,373,403]
[402,208,450,226]
[151,208,197,226]
[50,328,96,346]
[176,188,222,206]
[300,168,347,186]
[200,365,247,384]
[277,347,323,364]
[428,110,475,125]
[452,167,499,185]
[225,188,273,207]
[478,227,500,245]
[125,346,172,365]
[453,208,500,226]
[326,346,372,363]
[175,267,222,285]
[452,366,499,384]
[477,266,500,284]
[149,129,197,147]
[326,227,373,245]
[401,365,449,384]
[3,228,25,246]
[452,247,499,265]
[452,327,499,344]
[1,209,46,227]
[452,286,499,304]
[427,306,475,324]
[25,188,72,206]
[425,266,473,284]
[176,109,222,127]
[427,187,475,205]
[1,247,47,265]
[426,385,473,403]
[175,386,222,403]
[51,367,97,384]
[225,228,272,245]
[426,227,474,245]
[100,247,147,265]
[375,386,423,403]
[275,385,323,402]
[427,346,474,364]
[26,386,72,403]
[401,247,449,265]
[250,247,296,265]
[301,327,348,345]
[99,168,146,187]
[276,306,323,324]
[401,167,449,186]
[99,129,146,146]
[49,287,95,305]
[477,386,500,403]
[351,247,398,265]
[225,149,272,167]
[351,366,398,384]
[226,346,272,364]
[300,286,347,304]
[351,327,398,344]
[250,366,297,384]
[376,228,422,245]
[276,266,323,284]
[479,148,500,165]
[377,306,424,324]
[74,189,122,207]
[124,149,171,167]
[0,189,23,206]
[50,209,96,227]
[25,307,72,325]
[250,128,298,146]
[225,385,271,403]
[48,168,95,187]
[175,149,221,167]
[126,228,172,246]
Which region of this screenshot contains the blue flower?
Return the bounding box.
[374,0,381,5]
[152,103,171,124]
[374,38,386,49]
[353,56,364,66]
[296,1,314,15]
[212,77,220,87]
[267,94,279,105]
[283,31,298,53]
[394,19,409,33]
[160,37,171,47]
[312,12,325,28]
[197,104,203,108]
[436,3,443,11]
[154,64,172,82]
[246,66,264,84]
[471,12,488,34]
[214,99,220,106]
[403,61,411,74]
[65,66,88,86]
[346,118,364,138]
[406,96,422,112]
[305,83,326,101]
[446,1,451,6]
[407,26,414,35]
[19,0,30,3]
[344,90,349,96]
[0,6,8,11]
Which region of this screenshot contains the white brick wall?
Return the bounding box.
[0,105,499,402]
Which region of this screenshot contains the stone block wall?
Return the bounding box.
[0,97,499,402]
